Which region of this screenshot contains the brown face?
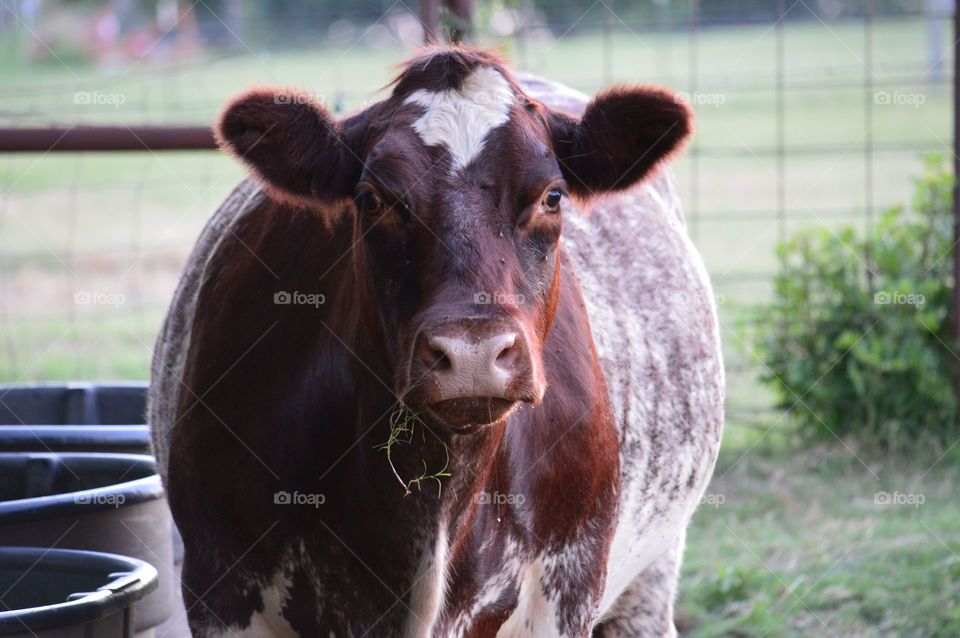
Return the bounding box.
[214,49,692,431]
[354,113,565,430]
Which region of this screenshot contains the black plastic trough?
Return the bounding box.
[0,546,158,638]
[0,453,174,635]
[0,383,150,454]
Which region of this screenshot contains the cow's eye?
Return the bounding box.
[543,189,562,212]
[356,188,382,214]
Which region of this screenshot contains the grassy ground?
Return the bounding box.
[679,439,960,637]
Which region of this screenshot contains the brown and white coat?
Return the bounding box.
[149,47,724,637]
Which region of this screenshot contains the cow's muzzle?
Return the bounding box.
[405,317,543,430]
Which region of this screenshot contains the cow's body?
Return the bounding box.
[150,62,723,637]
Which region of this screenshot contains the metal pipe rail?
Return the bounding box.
[0,126,215,152]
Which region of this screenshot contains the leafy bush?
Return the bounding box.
[757,156,958,447]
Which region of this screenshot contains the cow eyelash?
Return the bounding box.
[537,183,567,216]
[516,184,566,228]
[356,189,382,214]
[356,185,412,221]
[542,188,563,213]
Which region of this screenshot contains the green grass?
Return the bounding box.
[679,441,960,637]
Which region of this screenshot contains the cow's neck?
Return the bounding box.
[382,417,507,638]
[346,254,621,636]
[312,223,617,636]
[340,360,517,636]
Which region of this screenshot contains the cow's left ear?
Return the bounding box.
[546,86,692,200]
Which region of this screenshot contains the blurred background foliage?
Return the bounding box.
[758,156,958,448]
[0,0,950,68]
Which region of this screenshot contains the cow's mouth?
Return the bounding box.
[423,397,516,432]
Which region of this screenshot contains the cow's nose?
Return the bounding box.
[415,326,529,401]
[427,331,517,375]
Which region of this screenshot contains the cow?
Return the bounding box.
[149,46,724,637]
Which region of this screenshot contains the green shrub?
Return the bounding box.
[757,156,958,447]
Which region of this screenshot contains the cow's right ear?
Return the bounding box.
[215,87,365,206]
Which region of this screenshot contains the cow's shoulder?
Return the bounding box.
[148,179,265,478]
[148,180,353,480]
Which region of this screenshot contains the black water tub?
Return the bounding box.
[0,384,181,562]
[0,383,150,454]
[0,453,174,636]
[0,547,157,638]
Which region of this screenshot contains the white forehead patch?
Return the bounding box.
[403,66,515,171]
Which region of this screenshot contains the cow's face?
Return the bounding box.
[216,49,691,431]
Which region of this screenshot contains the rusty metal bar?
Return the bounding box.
[0,127,937,157]
[0,126,216,152]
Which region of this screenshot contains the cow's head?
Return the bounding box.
[216,48,691,432]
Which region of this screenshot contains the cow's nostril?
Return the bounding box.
[420,338,453,371]
[421,345,452,370]
[430,347,452,371]
[495,341,519,369]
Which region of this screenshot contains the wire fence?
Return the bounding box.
[0,0,953,432]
